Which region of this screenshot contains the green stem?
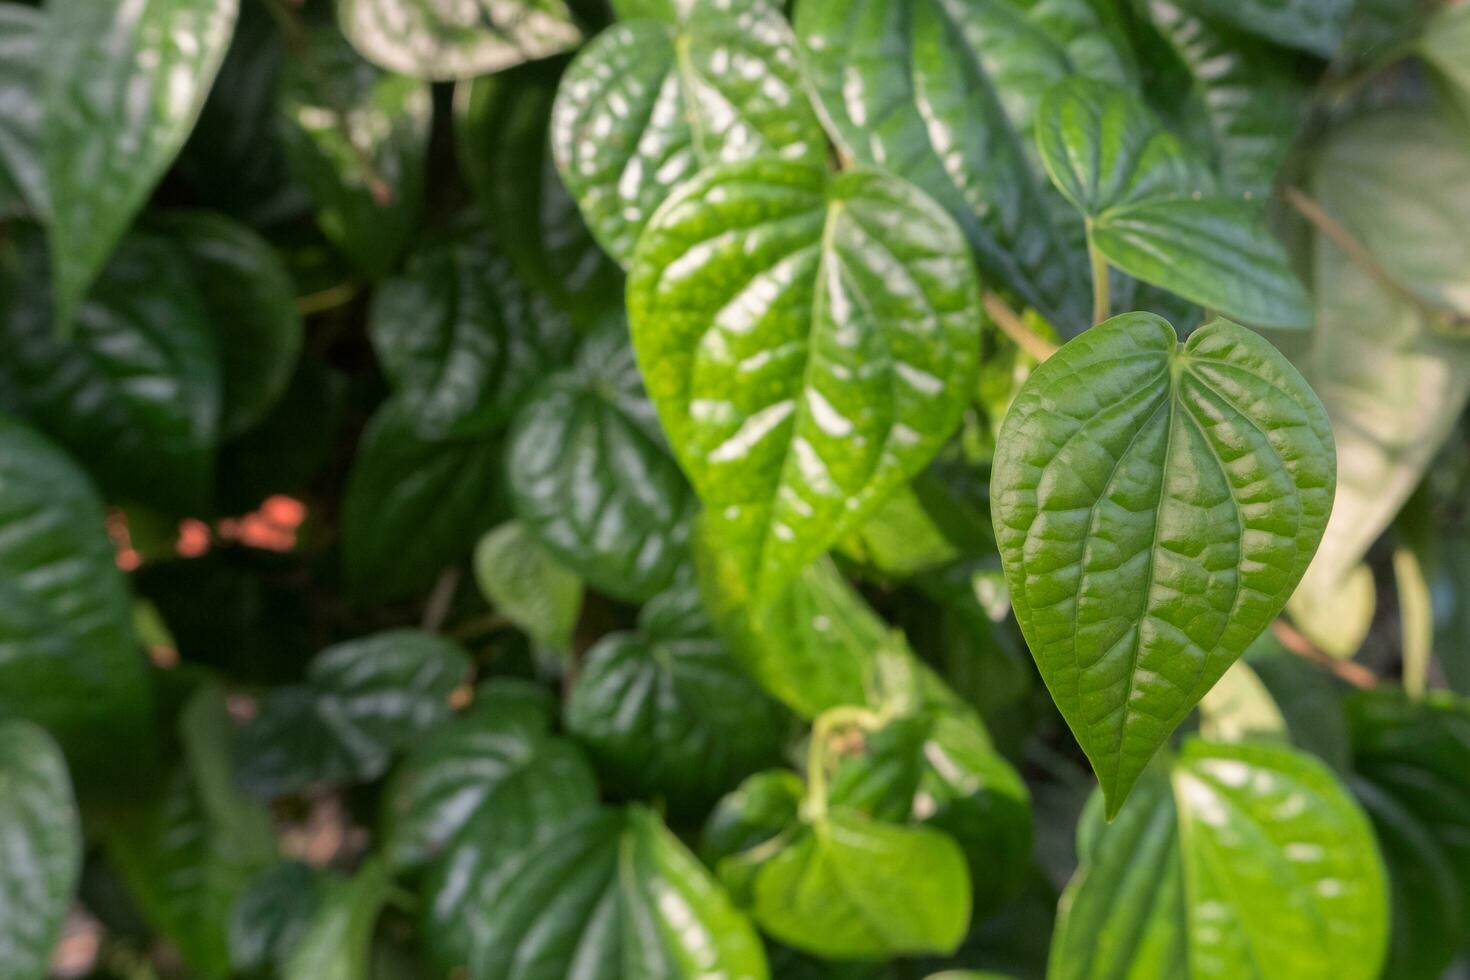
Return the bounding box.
[802,706,882,821]
[1087,228,1110,325]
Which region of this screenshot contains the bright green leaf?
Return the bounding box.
[42,0,238,332]
[629,160,983,599]
[472,520,583,651]
[337,0,580,80]
[550,0,825,265]
[369,217,575,439]
[1197,658,1287,744]
[0,720,81,980]
[992,313,1335,815]
[506,320,696,602]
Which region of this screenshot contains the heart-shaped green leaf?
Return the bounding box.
[1037,78,1310,328]
[234,630,470,797]
[0,5,45,221]
[463,806,770,979]
[341,400,507,603]
[0,414,152,776]
[279,28,430,279]
[1052,740,1389,980]
[336,0,580,81]
[550,0,825,266]
[1347,692,1470,980]
[506,321,696,602]
[0,720,81,980]
[369,218,575,440]
[795,0,1125,333]
[567,585,786,818]
[0,227,222,514]
[42,0,238,333]
[630,160,982,599]
[991,313,1334,814]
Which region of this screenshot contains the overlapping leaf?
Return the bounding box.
[506,321,696,602]
[42,0,238,331]
[1052,740,1388,980]
[337,0,580,80]
[630,160,982,599]
[1036,78,1310,327]
[550,0,825,265]
[473,521,583,651]
[992,314,1334,814]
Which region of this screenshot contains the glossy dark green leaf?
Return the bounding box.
[455,59,620,321]
[234,630,470,797]
[1037,78,1309,328]
[337,0,580,80]
[748,806,971,959]
[282,860,392,980]
[824,713,930,823]
[0,4,45,220]
[109,689,276,979]
[0,227,221,513]
[1180,0,1350,57]
[550,0,825,265]
[795,0,1105,333]
[992,314,1334,815]
[1288,109,1470,607]
[0,413,152,776]
[507,321,696,602]
[369,218,575,439]
[629,160,982,599]
[279,29,430,279]
[567,585,785,817]
[1140,0,1308,200]
[473,521,583,650]
[1246,637,1351,771]
[463,806,770,979]
[42,0,238,331]
[1052,740,1389,980]
[701,769,805,868]
[230,862,323,977]
[0,720,81,980]
[1347,691,1470,980]
[163,212,303,437]
[341,400,507,603]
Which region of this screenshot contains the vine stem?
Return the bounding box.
[422,567,461,632]
[1270,620,1378,690]
[1283,185,1468,336]
[983,291,1058,361]
[1086,228,1110,325]
[802,706,882,821]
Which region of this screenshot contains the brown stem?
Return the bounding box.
[296,282,358,317]
[422,567,461,633]
[1271,620,1377,690]
[983,291,1059,361]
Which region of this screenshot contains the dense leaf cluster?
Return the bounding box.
[0,0,1468,978]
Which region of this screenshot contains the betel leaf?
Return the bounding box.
[1346,691,1470,980]
[794,0,1117,334]
[162,212,303,437]
[991,314,1334,815]
[1178,0,1350,58]
[234,630,470,797]
[1052,740,1388,980]
[1036,78,1310,328]
[1289,109,1470,606]
[506,320,696,602]
[336,0,580,81]
[0,226,222,514]
[463,806,770,979]
[746,807,972,959]
[0,721,81,980]
[566,585,785,818]
[0,413,152,776]
[278,28,430,280]
[549,0,825,266]
[282,860,392,980]
[0,4,45,221]
[1139,0,1308,201]
[341,400,507,603]
[369,217,575,439]
[472,521,583,651]
[455,59,621,321]
[701,769,805,869]
[42,0,238,332]
[629,160,982,600]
